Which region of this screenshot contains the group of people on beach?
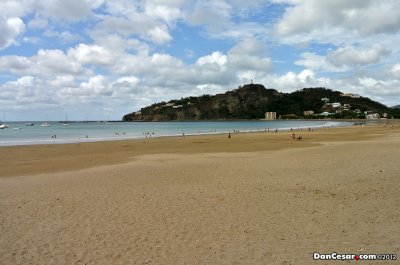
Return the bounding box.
[226,129,303,140]
[144,131,154,138]
[291,133,303,140]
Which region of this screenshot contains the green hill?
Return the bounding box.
[123,84,397,121]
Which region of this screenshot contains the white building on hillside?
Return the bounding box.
[265,112,277,120]
[366,113,380,119]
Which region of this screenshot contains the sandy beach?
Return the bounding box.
[1,122,399,264]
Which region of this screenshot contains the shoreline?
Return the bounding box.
[0,121,399,178]
[0,120,351,147]
[3,119,397,148]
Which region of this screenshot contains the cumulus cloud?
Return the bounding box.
[79,75,112,96]
[327,45,390,67]
[68,43,115,66]
[296,44,391,72]
[0,0,33,17]
[391,64,400,78]
[34,0,94,22]
[48,75,76,88]
[228,39,272,73]
[144,1,183,24]
[0,48,89,76]
[96,13,172,45]
[0,17,25,49]
[196,51,227,67]
[27,16,48,29]
[0,55,32,73]
[35,49,86,75]
[274,0,400,37]
[43,29,82,43]
[187,0,232,29]
[147,26,172,44]
[265,69,323,92]
[295,52,346,72]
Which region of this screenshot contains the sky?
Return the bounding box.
[1,0,400,121]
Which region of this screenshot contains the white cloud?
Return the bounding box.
[111,76,141,93]
[295,52,347,72]
[0,0,33,17]
[298,69,315,83]
[327,45,390,67]
[114,76,140,86]
[391,64,400,78]
[15,75,34,86]
[89,34,149,56]
[102,0,139,16]
[196,51,227,67]
[0,49,89,77]
[23,36,41,44]
[151,53,183,67]
[68,43,115,66]
[27,16,48,29]
[227,39,272,73]
[43,29,81,43]
[296,44,391,72]
[266,69,323,92]
[186,1,269,41]
[79,75,112,96]
[144,2,183,24]
[48,75,76,88]
[147,26,172,44]
[34,0,94,22]
[96,13,172,45]
[274,0,400,37]
[187,0,231,29]
[35,49,86,75]
[0,17,25,49]
[0,55,33,73]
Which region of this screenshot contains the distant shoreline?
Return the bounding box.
[0,120,352,147]
[1,120,399,178]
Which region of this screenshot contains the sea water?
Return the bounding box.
[0,120,350,146]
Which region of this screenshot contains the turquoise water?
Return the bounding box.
[0,120,350,146]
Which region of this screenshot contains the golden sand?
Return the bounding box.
[0,122,399,264]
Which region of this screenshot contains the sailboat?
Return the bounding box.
[63,113,69,126]
[0,113,9,129]
[41,113,50,127]
[105,116,111,125]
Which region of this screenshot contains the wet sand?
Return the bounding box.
[1,122,399,264]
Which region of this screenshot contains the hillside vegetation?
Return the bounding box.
[123,84,399,121]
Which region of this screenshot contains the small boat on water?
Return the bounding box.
[25,122,34,126]
[63,113,69,126]
[1,113,10,129]
[41,113,50,127]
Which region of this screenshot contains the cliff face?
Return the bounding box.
[123,84,392,121]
